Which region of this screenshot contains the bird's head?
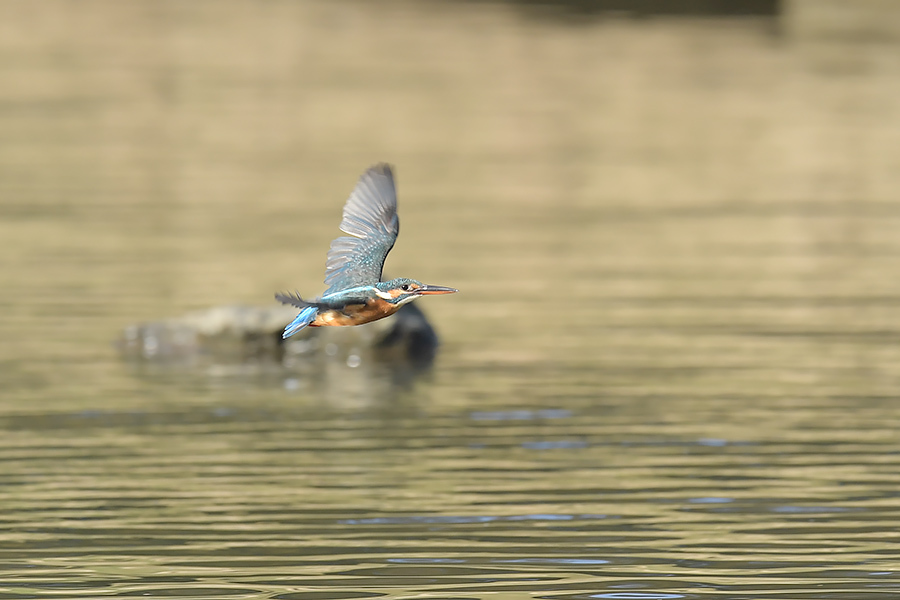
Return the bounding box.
[374,278,458,305]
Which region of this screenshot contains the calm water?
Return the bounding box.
[2,1,900,598]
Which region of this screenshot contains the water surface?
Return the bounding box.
[1,1,900,598]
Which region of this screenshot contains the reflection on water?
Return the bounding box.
[3,394,900,598]
[2,0,900,598]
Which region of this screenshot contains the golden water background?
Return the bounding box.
[1,1,899,598]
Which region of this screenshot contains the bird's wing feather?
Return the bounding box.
[275,291,316,309]
[320,286,378,307]
[277,287,373,310]
[324,164,399,293]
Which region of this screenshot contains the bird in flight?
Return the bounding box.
[276,163,457,339]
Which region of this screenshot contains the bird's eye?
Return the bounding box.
[400,284,410,291]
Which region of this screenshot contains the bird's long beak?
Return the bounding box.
[418,284,458,295]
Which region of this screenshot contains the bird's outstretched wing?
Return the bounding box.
[323,164,399,294]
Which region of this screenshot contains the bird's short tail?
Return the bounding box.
[283,306,318,339]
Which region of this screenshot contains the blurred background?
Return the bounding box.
[2,0,900,597]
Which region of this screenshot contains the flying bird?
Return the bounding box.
[276,164,457,338]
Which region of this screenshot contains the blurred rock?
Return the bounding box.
[449,0,779,19]
[116,302,442,391]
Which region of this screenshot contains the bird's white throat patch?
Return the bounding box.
[375,290,393,300]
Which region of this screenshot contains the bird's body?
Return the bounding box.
[276,164,456,339]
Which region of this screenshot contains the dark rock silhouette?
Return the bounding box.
[116,302,442,393]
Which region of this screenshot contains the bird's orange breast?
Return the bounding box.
[311,297,401,327]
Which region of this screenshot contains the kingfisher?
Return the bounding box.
[276,163,457,339]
